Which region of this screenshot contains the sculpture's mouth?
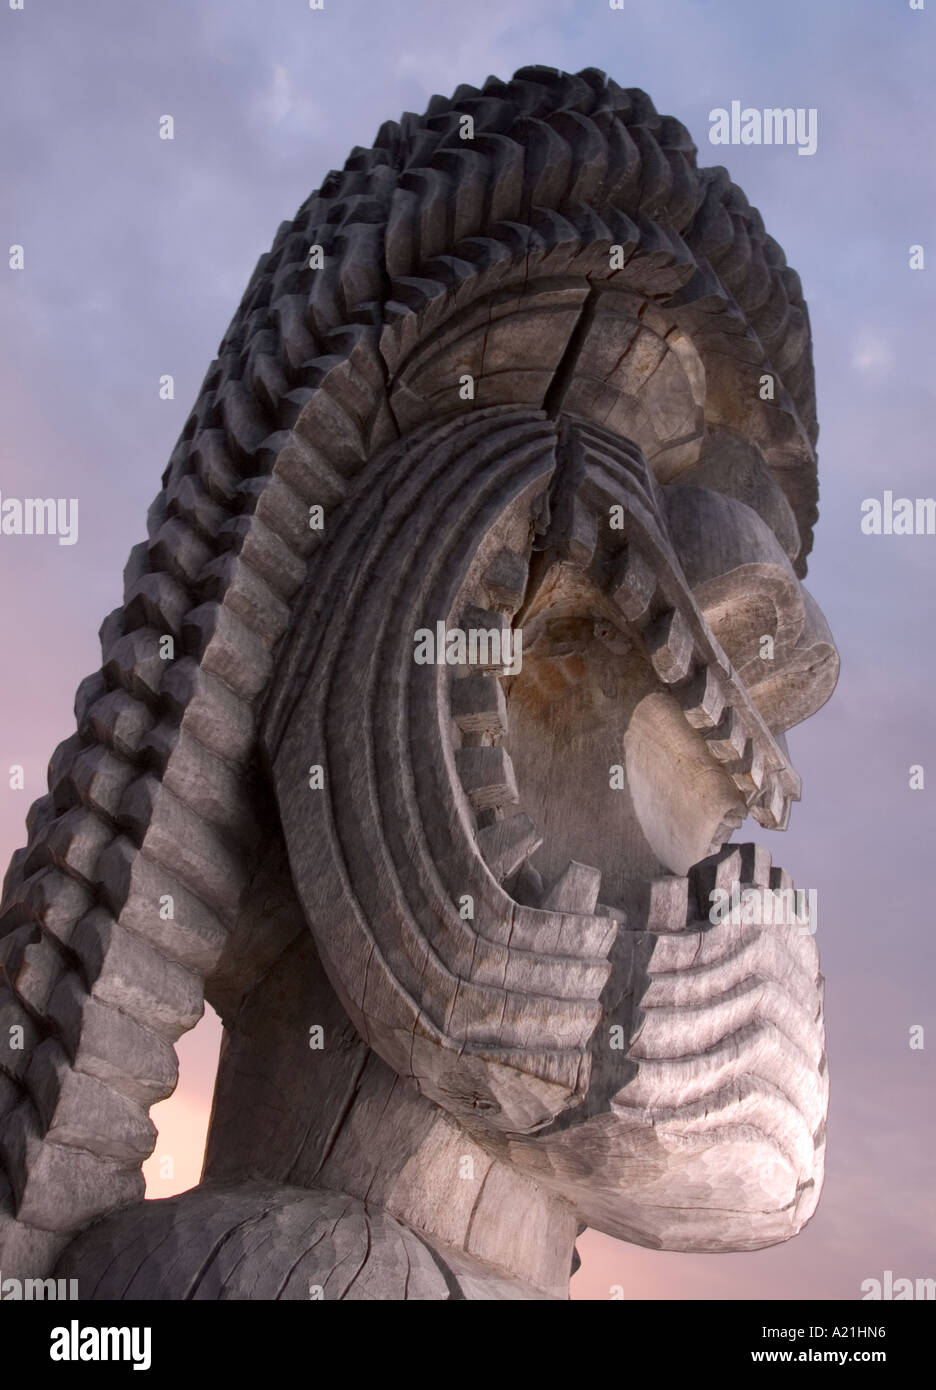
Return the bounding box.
[456,568,749,926]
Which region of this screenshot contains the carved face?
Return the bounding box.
[262,402,839,1254]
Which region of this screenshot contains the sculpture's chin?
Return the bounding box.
[490,832,827,1252]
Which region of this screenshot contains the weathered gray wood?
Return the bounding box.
[476,812,543,880]
[454,746,519,810]
[46,973,179,1107]
[1,62,838,1298]
[148,517,212,589]
[540,860,601,915]
[611,542,656,622]
[81,689,156,761]
[451,672,508,735]
[72,909,204,1040]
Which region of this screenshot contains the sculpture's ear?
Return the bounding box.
[262,408,618,1138]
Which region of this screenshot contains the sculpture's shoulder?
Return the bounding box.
[55,1181,558,1301]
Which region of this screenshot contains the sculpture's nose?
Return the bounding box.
[665,483,839,735]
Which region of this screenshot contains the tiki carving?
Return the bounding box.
[0,65,838,1300]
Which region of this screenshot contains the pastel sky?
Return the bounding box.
[1,0,933,1300]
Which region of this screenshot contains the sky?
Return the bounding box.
[1,0,933,1300]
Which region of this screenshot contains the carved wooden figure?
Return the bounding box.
[0,66,838,1300]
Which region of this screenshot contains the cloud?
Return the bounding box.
[852,330,895,377]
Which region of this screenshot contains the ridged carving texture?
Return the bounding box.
[0,63,821,1272]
